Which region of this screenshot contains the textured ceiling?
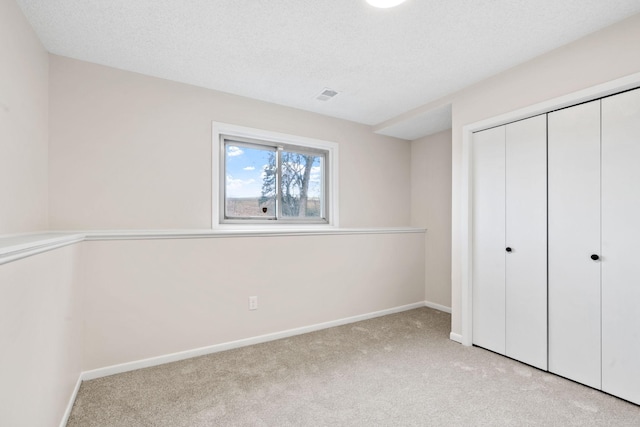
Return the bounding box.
[16,0,640,138]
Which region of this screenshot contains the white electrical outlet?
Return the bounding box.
[248,296,258,310]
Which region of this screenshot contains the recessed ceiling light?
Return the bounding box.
[366,0,407,8]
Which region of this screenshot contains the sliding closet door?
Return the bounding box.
[601,88,640,405]
[548,100,601,389]
[505,115,547,370]
[472,126,506,354]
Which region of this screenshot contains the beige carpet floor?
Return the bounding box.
[67,308,640,426]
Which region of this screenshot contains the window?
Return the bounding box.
[213,123,338,226]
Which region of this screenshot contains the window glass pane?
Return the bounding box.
[279,151,323,219]
[225,143,276,218]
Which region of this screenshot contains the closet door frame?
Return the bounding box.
[459,72,640,347]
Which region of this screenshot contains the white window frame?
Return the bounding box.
[212,122,339,228]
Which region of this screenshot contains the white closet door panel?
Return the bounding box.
[472,126,506,354]
[505,115,547,370]
[548,100,601,389]
[601,88,640,405]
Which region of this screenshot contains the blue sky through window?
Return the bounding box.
[225,145,322,199]
[225,144,272,198]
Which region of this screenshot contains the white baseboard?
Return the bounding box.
[424,300,452,314]
[59,374,82,427]
[449,332,463,343]
[82,301,426,381]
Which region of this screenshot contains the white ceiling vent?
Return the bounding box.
[316,88,339,101]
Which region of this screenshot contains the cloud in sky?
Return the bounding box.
[227,146,244,157]
[310,165,321,179]
[260,163,271,179]
[226,174,258,197]
[243,166,255,171]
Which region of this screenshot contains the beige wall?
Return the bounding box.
[448,13,640,335]
[411,130,452,308]
[81,233,424,370]
[48,56,411,230]
[0,4,78,425]
[0,0,49,234]
[0,245,82,427]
